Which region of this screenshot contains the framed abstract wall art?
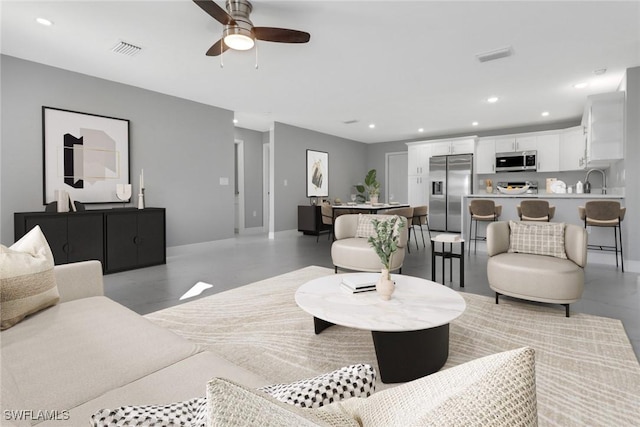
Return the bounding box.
[306,149,328,198]
[42,106,130,204]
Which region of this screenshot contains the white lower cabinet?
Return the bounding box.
[408,175,429,206]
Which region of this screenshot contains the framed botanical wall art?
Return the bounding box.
[306,149,328,198]
[42,106,130,204]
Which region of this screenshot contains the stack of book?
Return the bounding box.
[340,274,377,294]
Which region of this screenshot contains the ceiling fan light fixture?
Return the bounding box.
[223,26,255,50]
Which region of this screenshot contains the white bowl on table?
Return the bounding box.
[496,185,530,195]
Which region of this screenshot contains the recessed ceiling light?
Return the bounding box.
[233,119,238,124]
[487,96,499,103]
[541,111,550,117]
[418,128,424,133]
[36,17,53,26]
[573,82,588,89]
[368,124,375,129]
[472,121,479,126]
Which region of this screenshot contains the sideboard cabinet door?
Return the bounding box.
[105,211,139,273]
[104,209,166,273]
[16,212,103,266]
[137,210,166,267]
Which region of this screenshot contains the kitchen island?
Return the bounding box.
[462,193,625,266]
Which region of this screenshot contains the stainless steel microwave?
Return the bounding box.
[495,151,537,172]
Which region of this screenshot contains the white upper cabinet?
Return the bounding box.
[475,139,495,174]
[535,134,560,172]
[560,126,586,171]
[407,143,431,176]
[582,91,624,166]
[430,138,475,156]
[494,135,537,153]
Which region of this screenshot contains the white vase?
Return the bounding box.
[370,195,379,204]
[376,268,395,301]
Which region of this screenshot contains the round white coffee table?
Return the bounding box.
[295,273,466,383]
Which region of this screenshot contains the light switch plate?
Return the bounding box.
[219,177,229,186]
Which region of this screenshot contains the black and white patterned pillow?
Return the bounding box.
[90,397,207,427]
[90,364,376,426]
[258,363,376,408]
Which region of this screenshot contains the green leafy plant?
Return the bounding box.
[367,216,405,271]
[355,169,380,201]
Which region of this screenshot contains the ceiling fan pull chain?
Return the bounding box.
[220,49,224,68]
[255,43,259,69]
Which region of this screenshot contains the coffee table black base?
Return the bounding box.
[313,316,450,383]
[372,324,449,383]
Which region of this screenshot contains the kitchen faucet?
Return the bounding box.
[585,168,607,194]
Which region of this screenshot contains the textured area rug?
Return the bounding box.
[145,266,640,426]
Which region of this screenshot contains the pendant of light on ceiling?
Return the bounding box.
[219,40,259,69]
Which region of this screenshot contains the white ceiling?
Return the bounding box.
[2,1,639,143]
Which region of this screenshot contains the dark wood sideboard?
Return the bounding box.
[14,208,166,274]
[297,205,330,238]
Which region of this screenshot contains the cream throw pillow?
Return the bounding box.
[508,221,567,259]
[333,347,537,427]
[354,214,378,238]
[0,225,59,330]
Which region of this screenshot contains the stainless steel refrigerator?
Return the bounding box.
[429,154,473,232]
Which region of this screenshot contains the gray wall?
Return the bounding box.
[622,67,639,269]
[0,55,235,247]
[272,123,367,232]
[234,127,264,229]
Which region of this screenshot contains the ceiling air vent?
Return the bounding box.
[342,119,359,125]
[476,46,513,63]
[111,41,142,57]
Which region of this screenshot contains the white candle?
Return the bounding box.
[140,169,144,190]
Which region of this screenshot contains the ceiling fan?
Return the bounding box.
[193,0,311,56]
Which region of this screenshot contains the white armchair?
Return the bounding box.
[331,214,408,273]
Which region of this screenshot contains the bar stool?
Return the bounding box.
[468,199,502,255]
[578,201,626,271]
[516,200,556,222]
[410,205,432,250]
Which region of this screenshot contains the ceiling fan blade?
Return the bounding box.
[206,39,230,56]
[193,0,235,26]
[254,27,311,43]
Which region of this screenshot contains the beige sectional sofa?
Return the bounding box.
[1,261,270,427]
[2,260,539,426]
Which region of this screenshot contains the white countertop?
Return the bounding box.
[295,273,466,332]
[467,193,624,199]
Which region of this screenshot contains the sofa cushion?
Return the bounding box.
[1,225,59,330]
[508,221,567,259]
[0,296,200,419]
[488,253,584,304]
[332,347,537,427]
[331,238,385,272]
[207,378,359,427]
[52,352,269,427]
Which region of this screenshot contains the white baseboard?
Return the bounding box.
[238,226,267,235]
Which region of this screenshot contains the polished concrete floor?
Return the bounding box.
[105,229,640,360]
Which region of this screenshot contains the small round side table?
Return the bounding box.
[431,234,465,287]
